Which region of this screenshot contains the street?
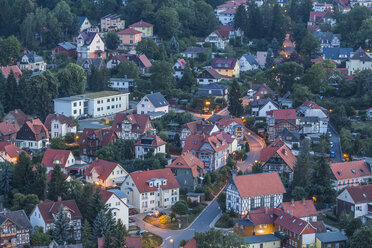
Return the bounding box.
[237,132,266,172]
[328,124,343,162]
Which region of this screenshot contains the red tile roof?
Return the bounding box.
[84,158,123,181]
[138,54,152,68]
[274,209,316,235]
[117,28,142,35]
[168,152,206,178]
[215,117,245,129]
[125,236,143,248]
[330,160,371,180]
[36,199,82,224]
[272,109,297,120]
[129,20,153,28]
[301,101,321,110]
[23,119,50,140]
[259,138,296,170]
[134,135,166,147]
[44,114,77,131]
[0,65,22,80]
[233,172,286,198]
[183,238,197,248]
[0,122,17,136]
[0,142,24,159]
[129,168,179,193]
[3,109,28,130]
[176,58,187,69]
[79,128,118,156]
[282,200,317,218]
[182,134,229,154]
[344,184,372,204]
[182,119,216,135]
[212,58,238,70]
[111,113,153,134]
[41,149,73,168]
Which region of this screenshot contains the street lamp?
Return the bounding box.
[155,211,159,224]
[170,238,174,248]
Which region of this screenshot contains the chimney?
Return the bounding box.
[291,199,294,206]
[58,196,62,202]
[3,208,6,215]
[302,199,306,205]
[291,210,294,216]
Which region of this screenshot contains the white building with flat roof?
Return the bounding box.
[54,91,129,118]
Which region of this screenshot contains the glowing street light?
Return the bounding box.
[205,100,211,106]
[170,238,174,248]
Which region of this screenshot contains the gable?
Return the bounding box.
[337,189,354,204]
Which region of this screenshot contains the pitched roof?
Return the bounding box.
[198,68,222,79]
[78,32,98,46]
[330,160,371,180]
[175,58,187,69]
[79,128,118,148]
[20,119,50,141]
[182,119,216,136]
[274,209,315,235]
[137,54,152,68]
[282,200,317,218]
[215,117,245,129]
[78,16,87,27]
[129,20,153,28]
[211,58,238,69]
[36,199,82,224]
[0,121,17,136]
[323,47,353,60]
[44,114,77,131]
[259,138,296,170]
[272,109,297,120]
[277,128,300,142]
[242,54,259,66]
[58,42,76,50]
[0,65,22,80]
[19,53,44,63]
[144,92,169,108]
[350,47,372,62]
[111,113,153,134]
[213,25,234,39]
[183,238,197,248]
[0,210,32,230]
[344,184,372,204]
[99,189,128,207]
[129,168,179,193]
[316,232,347,243]
[244,234,281,244]
[197,83,228,96]
[117,28,142,35]
[84,158,122,181]
[251,99,279,109]
[182,134,229,154]
[168,152,205,178]
[41,149,73,168]
[126,236,143,248]
[0,142,23,159]
[135,135,166,147]
[232,172,286,198]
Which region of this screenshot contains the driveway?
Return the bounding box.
[237,132,266,172]
[133,198,222,248]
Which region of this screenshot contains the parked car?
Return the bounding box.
[137,229,148,235]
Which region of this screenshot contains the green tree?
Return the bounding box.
[53,1,78,40]
[93,209,112,238]
[234,4,247,32]
[12,152,34,194]
[345,218,362,237]
[47,165,67,201]
[88,66,110,91]
[0,162,13,195]
[111,61,139,79]
[349,226,372,248]
[58,63,86,97]
[269,4,286,42]
[50,137,66,150]
[228,80,243,117]
[194,228,244,247]
[291,84,314,108]
[178,64,196,89]
[252,162,263,174]
[0,36,21,65]
[30,163,46,200]
[105,31,120,50]
[299,32,320,59]
[136,38,158,59]
[275,62,304,94]
[4,71,18,112]
[150,61,175,92]
[155,7,179,40]
[81,220,95,248]
[246,1,263,39]
[11,193,39,215]
[171,200,189,215]
[291,186,307,201]
[0,73,5,104]
[86,189,105,224]
[30,226,51,246]
[292,139,311,190]
[53,205,70,245]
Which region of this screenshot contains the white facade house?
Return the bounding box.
[18,53,47,72]
[76,32,105,59]
[85,159,128,188]
[239,54,260,71]
[251,99,279,117]
[109,76,135,92]
[218,9,235,25]
[78,16,92,32]
[304,109,328,134]
[137,92,169,115]
[54,91,129,118]
[100,190,129,228]
[45,114,77,138]
[135,135,166,159]
[121,168,180,213]
[173,59,187,79]
[346,47,372,76]
[41,149,77,174]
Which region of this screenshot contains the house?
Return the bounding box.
[100,14,125,32]
[276,128,300,150]
[330,160,372,190]
[121,168,180,213]
[0,142,24,163]
[212,131,239,154]
[259,138,297,183]
[85,159,128,188]
[30,199,82,240]
[226,172,286,214]
[17,52,47,71]
[2,109,33,131]
[281,200,318,222]
[313,2,334,11]
[239,54,260,71]
[0,65,22,81]
[182,134,229,171]
[168,152,206,191]
[297,101,327,117]
[366,107,372,120]
[77,32,105,59]
[54,91,129,118]
[346,47,372,75]
[106,53,134,69]
[181,47,207,59]
[215,117,245,139]
[313,31,341,51]
[136,54,152,74]
[44,114,77,138]
[196,83,228,100]
[41,149,77,174]
[135,135,166,159]
[211,57,240,78]
[173,58,187,79]
[137,92,169,115]
[180,119,219,147]
[52,42,77,58]
[117,28,142,50]
[308,10,335,26]
[202,25,237,50]
[267,109,297,142]
[197,68,222,85]
[218,8,236,25]
[315,232,347,248]
[77,57,105,74]
[298,109,328,135]
[100,189,129,228]
[248,84,276,101]
[350,0,372,7]
[183,238,197,248]
[79,128,119,162]
[336,184,372,223]
[256,51,268,68]
[77,16,92,32]
[234,207,317,248]
[243,234,281,248]
[0,121,18,142]
[109,76,135,92]
[129,20,154,38]
[15,119,49,151]
[251,99,279,117]
[111,113,154,140]
[323,47,353,63]
[215,0,246,14]
[0,209,32,247]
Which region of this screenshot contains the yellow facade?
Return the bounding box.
[214,61,240,78]
[131,26,153,38]
[243,241,280,248]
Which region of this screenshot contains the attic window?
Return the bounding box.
[360,169,365,173]
[192,141,197,145]
[337,171,341,176]
[287,210,290,214]
[299,222,303,226]
[280,216,283,220]
[352,169,356,174]
[363,193,367,198]
[163,180,167,185]
[149,182,153,187]
[292,219,296,223]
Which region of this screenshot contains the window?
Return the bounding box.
[73,102,77,107]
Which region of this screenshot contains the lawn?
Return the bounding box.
[143,203,207,230]
[142,232,163,248]
[318,214,340,229]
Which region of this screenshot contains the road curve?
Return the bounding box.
[237,132,266,172]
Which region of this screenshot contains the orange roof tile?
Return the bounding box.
[330,160,371,180]
[282,200,317,218]
[84,158,123,181]
[168,152,206,178]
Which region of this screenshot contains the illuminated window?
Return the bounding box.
[148,104,152,108]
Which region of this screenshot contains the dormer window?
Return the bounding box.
[163,180,167,185]
[149,182,153,187]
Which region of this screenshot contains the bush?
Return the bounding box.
[217,192,226,212]
[215,213,234,228]
[158,215,171,224]
[172,200,189,215]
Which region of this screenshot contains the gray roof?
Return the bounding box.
[182,47,207,54]
[78,16,87,27]
[316,232,347,243]
[244,234,281,244]
[54,97,83,102]
[197,68,222,80]
[108,189,127,199]
[251,98,278,108]
[19,53,44,63]
[277,128,300,142]
[242,54,259,66]
[351,47,372,62]
[58,42,76,50]
[145,92,169,108]
[314,31,341,43]
[323,47,353,60]
[0,210,32,230]
[197,83,228,96]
